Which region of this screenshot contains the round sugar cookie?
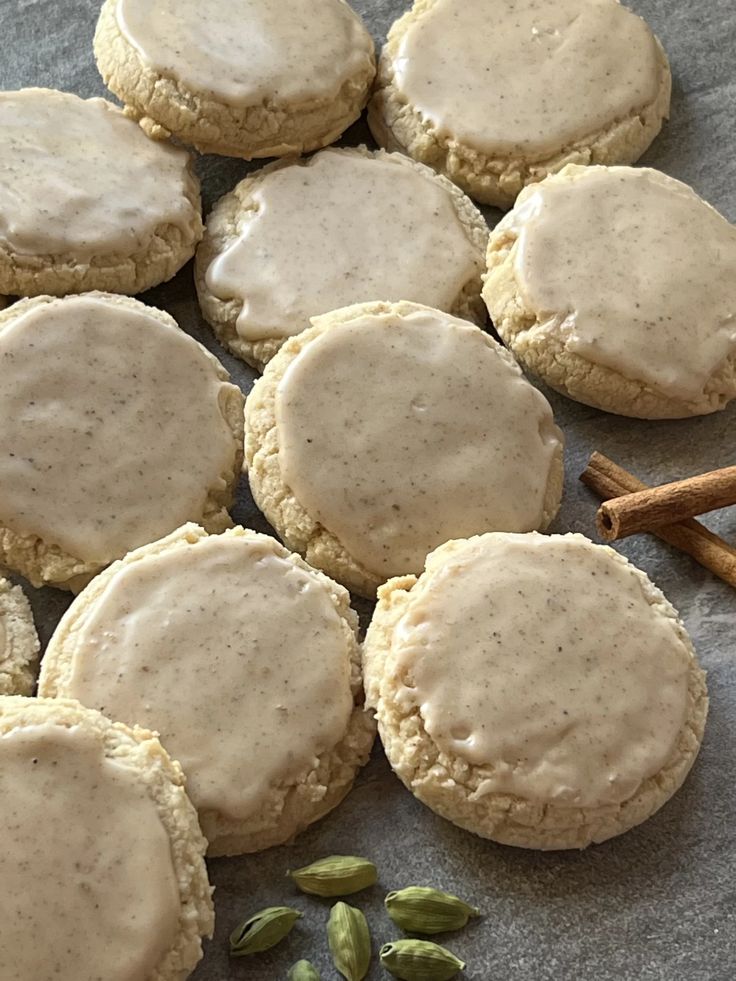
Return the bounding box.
[0,88,202,297]
[95,0,376,158]
[363,532,708,850]
[0,293,244,592]
[483,165,736,418]
[368,0,670,207]
[40,524,376,856]
[244,300,564,597]
[0,695,213,981]
[0,579,39,696]
[196,146,488,369]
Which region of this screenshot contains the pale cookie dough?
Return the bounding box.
[0,293,244,592]
[0,695,213,981]
[0,578,39,696]
[483,165,736,418]
[368,0,670,207]
[363,532,708,850]
[95,0,376,158]
[245,301,563,597]
[0,88,202,297]
[40,523,376,856]
[196,146,488,369]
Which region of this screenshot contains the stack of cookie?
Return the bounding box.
[0,0,731,978]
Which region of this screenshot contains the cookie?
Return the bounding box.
[368,0,670,207]
[196,146,488,369]
[0,88,202,297]
[483,165,736,418]
[244,300,563,597]
[95,0,376,158]
[363,532,708,850]
[0,293,244,591]
[0,695,213,980]
[40,524,375,856]
[0,578,39,696]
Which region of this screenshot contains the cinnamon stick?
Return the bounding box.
[580,452,736,589]
[597,463,736,540]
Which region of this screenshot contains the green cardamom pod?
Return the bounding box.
[229,906,302,957]
[287,960,321,980]
[385,886,480,934]
[327,901,371,981]
[379,939,466,980]
[289,855,378,897]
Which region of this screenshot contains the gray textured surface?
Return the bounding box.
[1,1,735,978]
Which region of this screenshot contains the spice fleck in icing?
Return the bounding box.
[206,150,483,343]
[0,723,180,981]
[117,0,374,105]
[392,0,662,155]
[0,88,198,258]
[392,534,690,807]
[0,296,238,564]
[276,308,562,579]
[506,167,736,400]
[64,533,354,820]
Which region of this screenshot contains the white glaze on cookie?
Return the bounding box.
[206,150,483,342]
[0,89,198,258]
[0,722,179,981]
[117,0,374,105]
[275,308,562,578]
[392,0,662,155]
[0,296,238,564]
[391,534,690,807]
[63,533,354,821]
[506,167,736,400]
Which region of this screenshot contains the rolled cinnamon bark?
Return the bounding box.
[581,452,736,589]
[597,464,736,540]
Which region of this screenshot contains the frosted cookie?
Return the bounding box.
[95,0,376,158]
[0,293,244,592]
[368,0,670,207]
[363,532,708,850]
[0,696,213,980]
[0,579,39,696]
[0,88,202,297]
[40,524,375,855]
[483,165,736,418]
[244,301,563,597]
[196,146,488,369]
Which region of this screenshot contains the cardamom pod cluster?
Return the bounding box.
[229,905,302,957]
[228,856,480,975]
[385,886,480,934]
[380,939,466,981]
[287,959,321,980]
[327,901,372,981]
[289,855,378,897]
